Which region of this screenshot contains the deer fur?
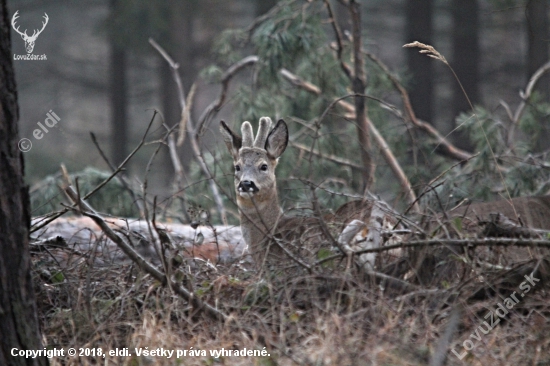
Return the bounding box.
[220,117,401,275]
[220,117,291,267]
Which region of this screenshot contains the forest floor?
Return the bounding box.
[31,214,550,366]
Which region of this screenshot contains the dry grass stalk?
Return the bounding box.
[403,41,448,64]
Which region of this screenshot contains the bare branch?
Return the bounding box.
[30,111,157,233]
[508,60,550,145]
[150,38,228,225]
[280,68,322,95]
[365,51,472,162]
[89,132,144,216]
[177,82,196,146]
[63,185,227,321]
[196,55,259,135]
[323,0,352,79]
[290,141,364,171]
[280,68,420,212]
[354,237,550,255]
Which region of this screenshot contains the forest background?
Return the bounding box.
[12,0,550,224]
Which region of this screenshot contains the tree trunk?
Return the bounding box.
[526,0,550,150]
[405,0,434,123]
[109,2,128,166]
[350,0,374,190]
[0,2,47,365]
[451,0,480,151]
[527,0,549,99]
[158,0,196,184]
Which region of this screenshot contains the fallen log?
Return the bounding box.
[30,215,246,266]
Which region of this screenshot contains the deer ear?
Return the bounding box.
[220,121,242,160]
[265,119,288,159]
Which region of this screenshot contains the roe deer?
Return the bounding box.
[220,117,397,273]
[220,117,295,268]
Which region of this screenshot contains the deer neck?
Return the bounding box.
[237,188,282,249]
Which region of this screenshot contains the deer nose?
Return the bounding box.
[238,180,258,193]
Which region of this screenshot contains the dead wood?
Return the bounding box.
[31,215,245,266]
[63,185,228,321]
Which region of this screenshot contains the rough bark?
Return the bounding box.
[0,1,47,365]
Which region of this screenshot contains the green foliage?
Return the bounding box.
[195,0,550,221]
[421,97,550,208]
[31,167,138,217]
[199,65,224,83]
[202,0,390,216]
[51,271,65,283]
[519,92,550,145]
[251,6,325,80]
[212,29,248,64]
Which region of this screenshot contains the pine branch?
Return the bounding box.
[279,68,420,212]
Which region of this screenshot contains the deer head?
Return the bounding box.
[12,11,49,54]
[220,117,288,212]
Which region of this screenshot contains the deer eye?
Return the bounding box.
[235,165,241,172]
[260,164,268,171]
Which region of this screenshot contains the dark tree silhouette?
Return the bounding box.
[0,1,47,365]
[160,0,197,178]
[405,0,434,123]
[526,0,549,99]
[256,0,277,16]
[451,0,480,151]
[526,0,550,150]
[109,0,128,166]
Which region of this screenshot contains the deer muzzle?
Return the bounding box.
[238,180,259,193]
